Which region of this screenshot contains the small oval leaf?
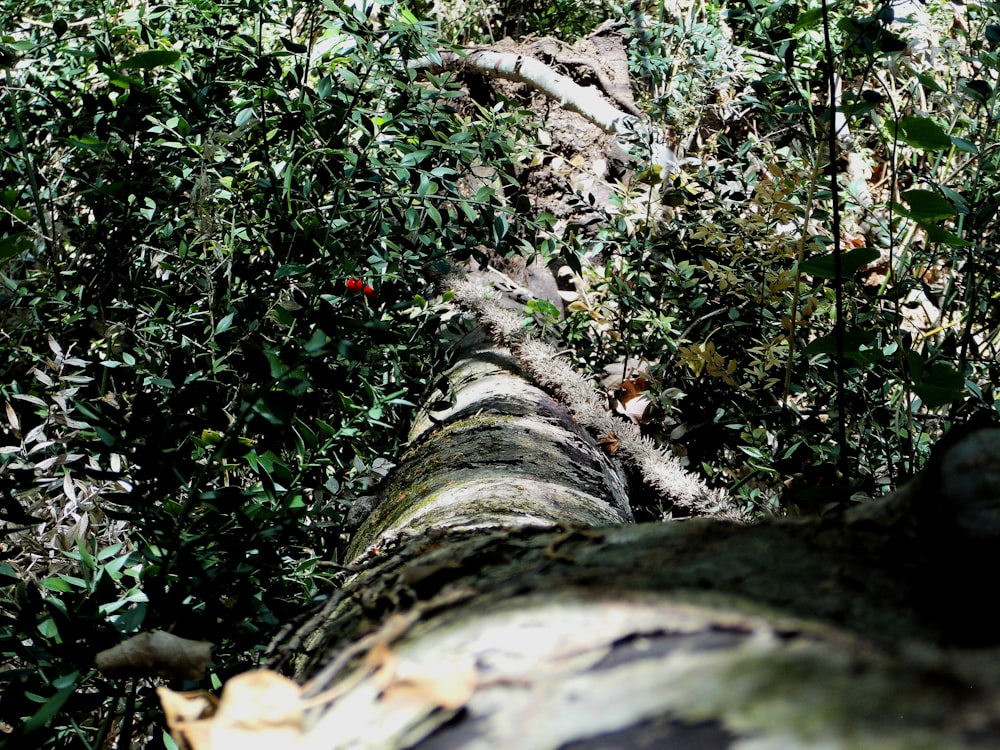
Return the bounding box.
[121,49,182,70]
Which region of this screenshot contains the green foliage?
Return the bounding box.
[540,0,1000,515]
[4,0,1000,741]
[427,0,606,43]
[0,0,532,744]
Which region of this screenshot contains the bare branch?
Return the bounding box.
[410,49,638,135]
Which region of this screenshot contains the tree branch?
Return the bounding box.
[408,48,676,176]
[410,49,637,135]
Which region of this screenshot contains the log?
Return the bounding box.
[166,284,1000,749]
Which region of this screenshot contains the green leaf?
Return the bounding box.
[280,37,308,53]
[493,212,509,241]
[66,136,109,153]
[77,539,95,572]
[163,729,181,750]
[40,577,73,593]
[276,263,307,279]
[802,330,882,363]
[898,189,956,221]
[939,184,969,213]
[950,136,977,154]
[24,672,80,733]
[0,233,29,262]
[60,574,88,589]
[235,107,256,128]
[38,616,61,639]
[425,204,442,228]
[920,222,974,246]
[121,49,182,70]
[337,339,362,361]
[65,47,98,59]
[961,79,993,105]
[912,363,965,408]
[215,312,236,335]
[0,561,17,582]
[459,202,477,222]
[107,72,142,89]
[113,603,147,633]
[95,425,117,447]
[799,246,879,279]
[143,376,175,389]
[102,554,131,578]
[304,328,330,355]
[400,149,431,167]
[897,115,951,151]
[916,72,944,93]
[791,8,823,32]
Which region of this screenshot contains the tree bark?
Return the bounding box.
[247,285,1000,749]
[168,284,1000,749]
[343,344,633,563]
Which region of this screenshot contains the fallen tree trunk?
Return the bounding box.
[162,282,1000,749]
[343,344,633,561]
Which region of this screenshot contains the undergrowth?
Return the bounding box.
[0,0,532,745]
[538,0,1000,516]
[3,0,1000,745]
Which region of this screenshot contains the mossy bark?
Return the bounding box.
[271,341,1000,749]
[345,346,632,561]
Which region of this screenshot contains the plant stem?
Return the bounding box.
[821,0,850,479]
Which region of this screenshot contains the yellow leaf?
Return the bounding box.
[200,429,224,445]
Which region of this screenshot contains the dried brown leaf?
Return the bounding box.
[62,472,77,503]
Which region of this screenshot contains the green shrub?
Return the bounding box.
[0,0,533,744]
[540,0,1000,514]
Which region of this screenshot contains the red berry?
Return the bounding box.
[346,278,363,293]
[363,284,376,298]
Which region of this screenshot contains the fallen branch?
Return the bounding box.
[410,49,634,134]
[408,48,676,176]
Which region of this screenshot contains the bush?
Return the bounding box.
[0,0,533,744]
[544,0,1000,515]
